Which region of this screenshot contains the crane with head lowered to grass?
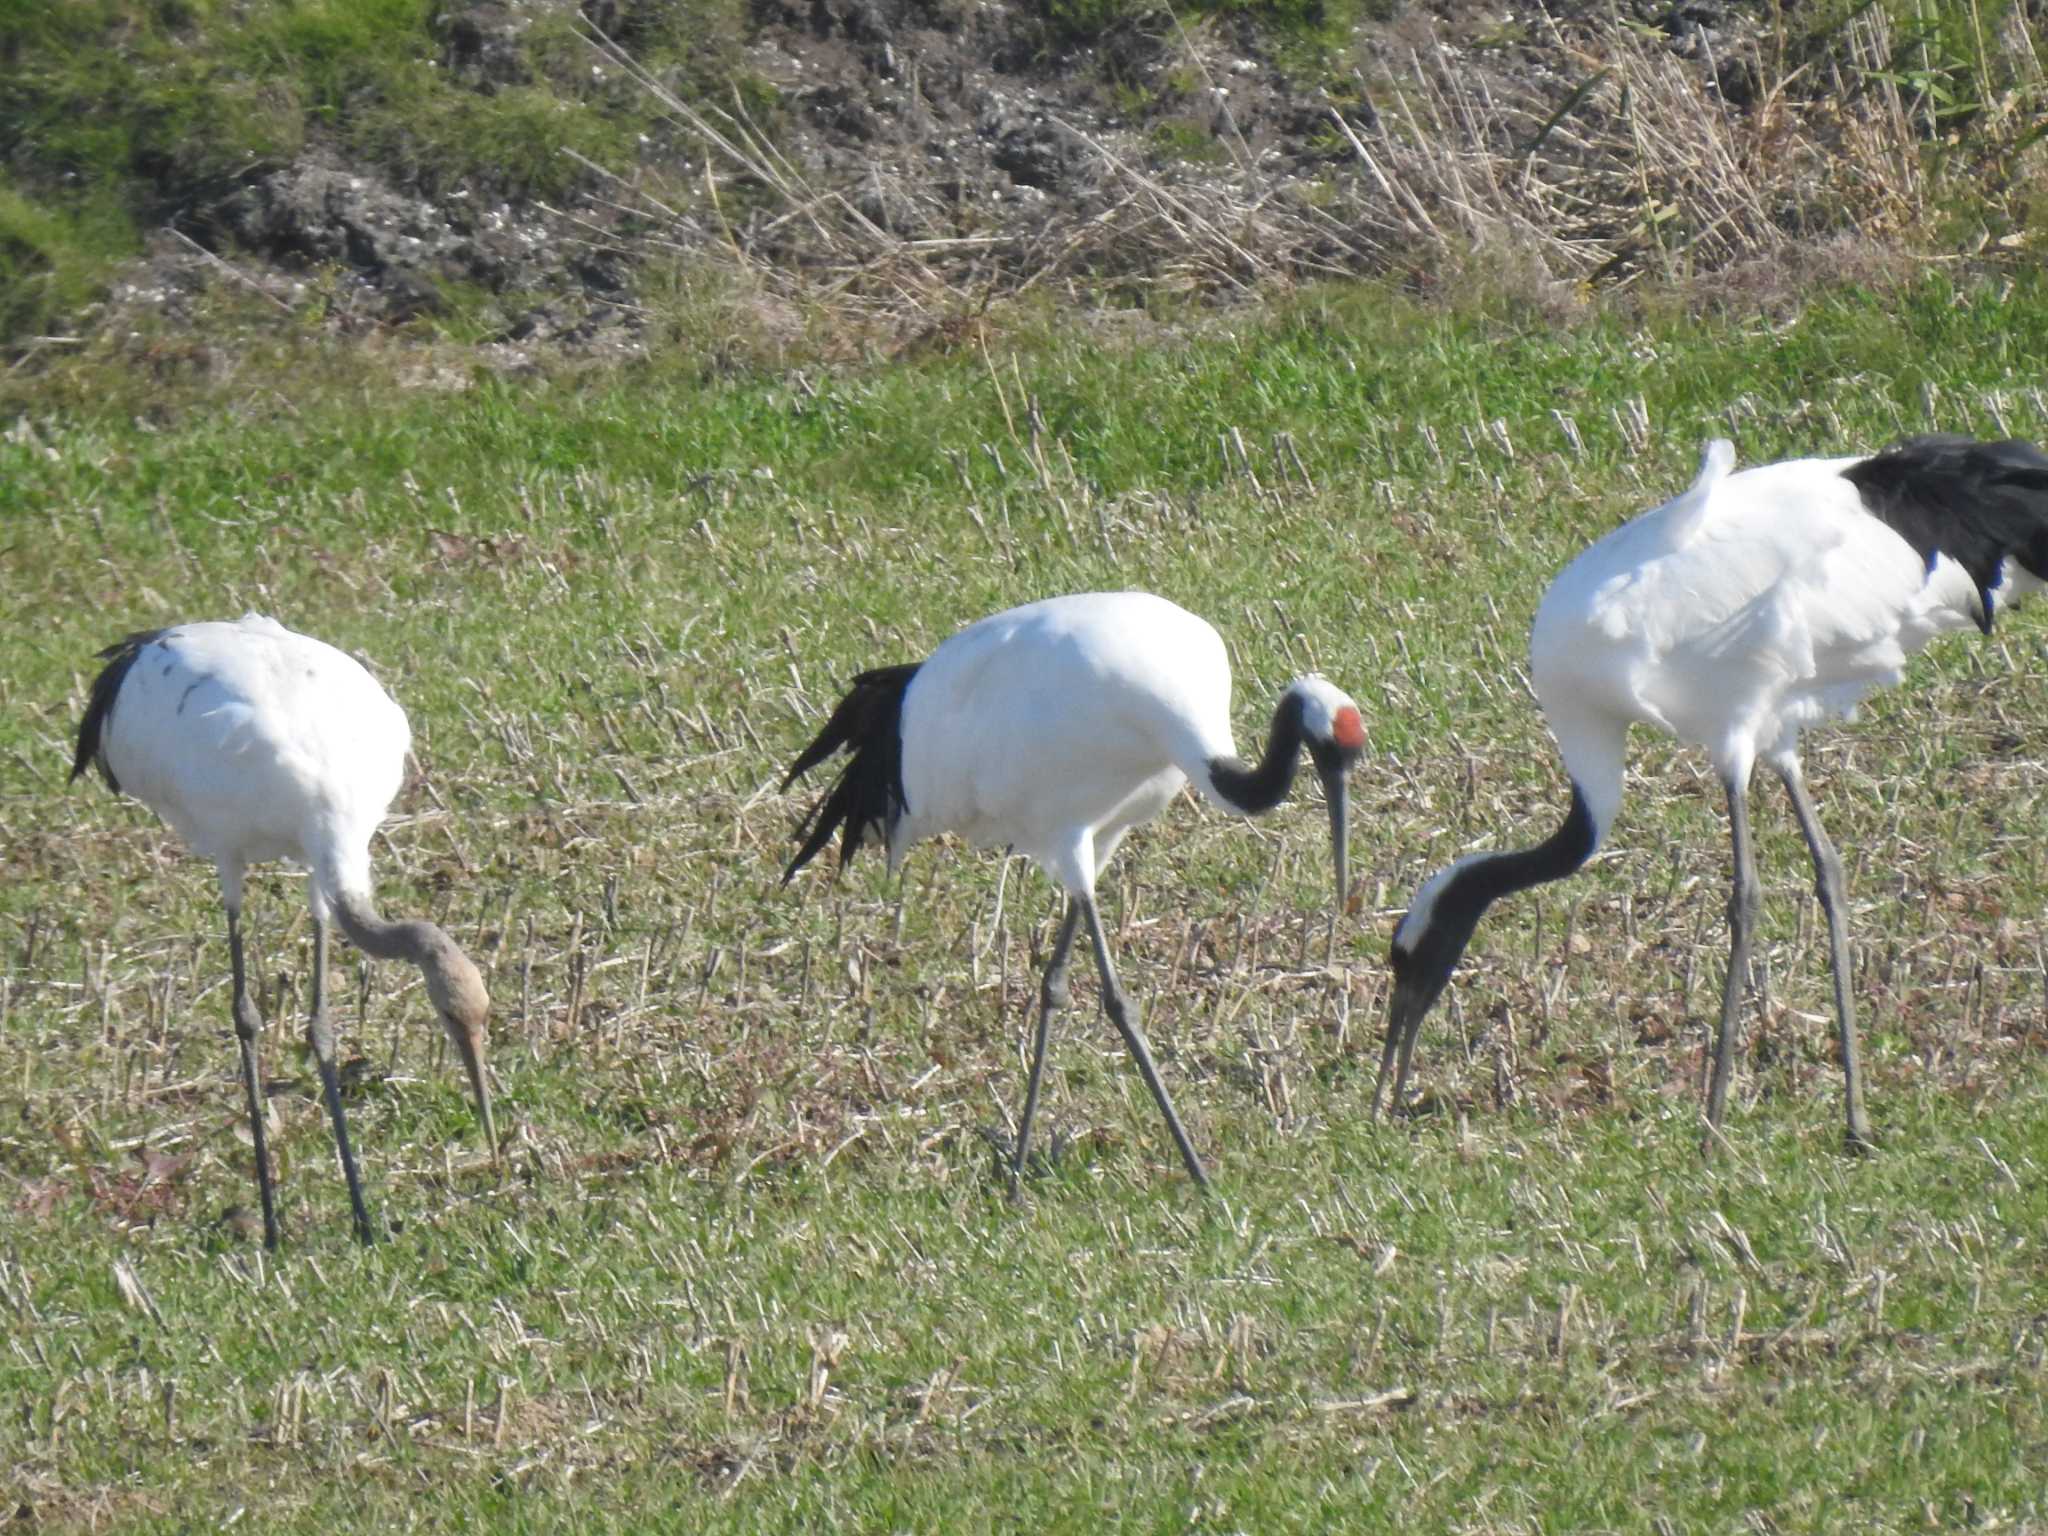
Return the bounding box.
[783,590,1367,1191]
[73,614,498,1246]
[1378,434,2048,1151]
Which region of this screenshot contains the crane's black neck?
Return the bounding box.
[1403,784,1600,970]
[1208,691,1310,816]
[1469,783,1599,909]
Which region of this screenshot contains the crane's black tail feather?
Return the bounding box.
[782,662,920,882]
[1845,435,2048,633]
[71,629,169,793]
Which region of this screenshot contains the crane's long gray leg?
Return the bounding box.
[227,905,280,1250]
[1775,759,1874,1154]
[1704,770,1761,1144]
[307,917,375,1245]
[1012,902,1083,1196]
[1079,897,1211,1189]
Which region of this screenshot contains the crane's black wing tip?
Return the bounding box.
[780,661,919,882]
[1846,436,2048,628]
[72,627,172,792]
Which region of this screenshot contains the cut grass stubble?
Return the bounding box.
[6,276,2048,1528]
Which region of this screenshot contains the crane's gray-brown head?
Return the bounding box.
[331,892,500,1160]
[1288,675,1367,913]
[420,937,498,1162]
[1388,855,1493,1034]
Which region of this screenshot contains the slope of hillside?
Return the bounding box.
[2,0,2043,360]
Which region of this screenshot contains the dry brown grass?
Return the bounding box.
[574,3,2047,333]
[8,277,2048,1531]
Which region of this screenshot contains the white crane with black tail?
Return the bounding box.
[782,591,1367,1191]
[72,614,498,1247]
[1379,435,2048,1151]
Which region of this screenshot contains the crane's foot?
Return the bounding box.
[980,1124,1069,1198]
[1697,1109,1736,1163]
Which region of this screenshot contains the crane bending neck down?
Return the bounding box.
[330,889,497,1162]
[1380,700,1624,1097]
[1375,433,2048,1150]
[780,591,1367,1193]
[69,614,498,1248]
[1203,681,1364,914]
[1379,782,1601,1105]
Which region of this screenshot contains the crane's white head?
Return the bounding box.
[1287,675,1368,758]
[1286,674,1366,915]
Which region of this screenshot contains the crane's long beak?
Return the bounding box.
[1373,960,1447,1117]
[453,1025,500,1167]
[1372,973,1420,1117]
[1320,759,1351,920]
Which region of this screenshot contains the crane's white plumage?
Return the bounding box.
[1532,444,2028,835]
[73,614,495,1247]
[892,594,1360,888]
[97,615,411,911]
[892,594,1227,885]
[1381,435,2048,1150]
[784,591,1366,1190]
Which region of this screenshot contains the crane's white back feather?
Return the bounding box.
[1642,435,1736,552]
[100,614,411,913]
[895,592,1239,891]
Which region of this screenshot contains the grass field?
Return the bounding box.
[7,273,2048,1530]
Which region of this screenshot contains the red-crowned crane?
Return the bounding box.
[71,614,498,1247]
[1378,434,2048,1151]
[782,591,1367,1190]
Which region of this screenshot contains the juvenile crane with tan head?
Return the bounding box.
[73,614,497,1247]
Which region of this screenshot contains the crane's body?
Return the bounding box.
[785,591,1365,1190]
[90,616,411,908]
[1384,435,2048,1149]
[1532,443,2018,837]
[892,594,1251,887]
[73,614,495,1246]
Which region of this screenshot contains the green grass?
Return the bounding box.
[0,0,707,195]
[0,0,746,344]
[8,271,2048,1529]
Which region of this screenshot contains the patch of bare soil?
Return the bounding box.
[104,0,1997,357]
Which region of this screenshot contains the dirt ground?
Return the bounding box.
[105,0,1785,355]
